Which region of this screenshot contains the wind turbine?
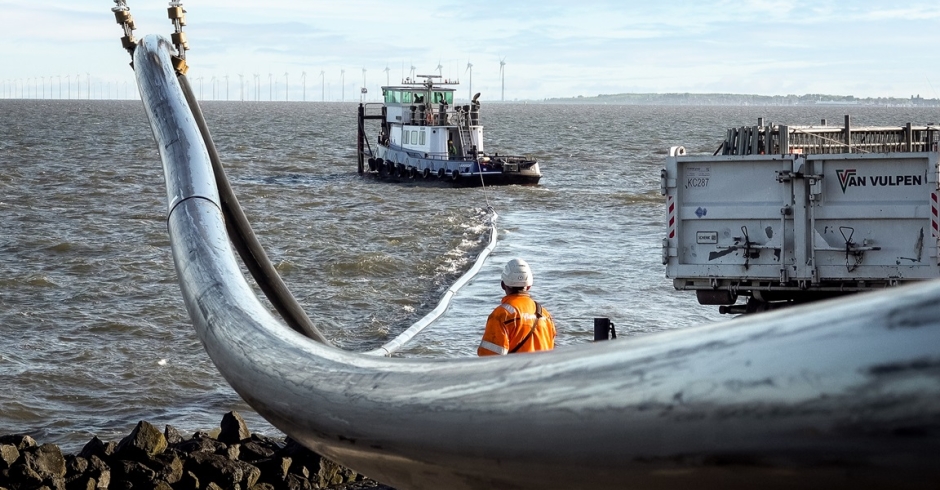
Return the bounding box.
[341,69,345,101]
[320,70,325,101]
[466,61,473,101]
[301,71,307,101]
[361,67,367,101]
[254,74,260,101]
[499,57,506,102]
[268,73,273,101]
[436,60,443,78]
[238,74,244,101]
[383,65,390,86]
[409,64,416,81]
[284,72,289,101]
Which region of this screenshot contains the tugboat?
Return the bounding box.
[357,75,541,186]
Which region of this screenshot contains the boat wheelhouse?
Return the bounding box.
[357,75,541,186]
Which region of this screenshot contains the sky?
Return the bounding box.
[2,1,940,102]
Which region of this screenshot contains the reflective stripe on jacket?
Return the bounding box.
[478,293,556,356]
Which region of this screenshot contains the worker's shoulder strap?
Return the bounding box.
[508,301,543,354]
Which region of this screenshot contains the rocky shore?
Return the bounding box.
[0,411,395,490]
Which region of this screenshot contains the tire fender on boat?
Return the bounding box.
[422,168,430,179]
[367,157,377,172]
[437,168,445,179]
[409,167,417,179]
[451,169,460,181]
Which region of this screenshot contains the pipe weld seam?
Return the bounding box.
[168,194,222,221]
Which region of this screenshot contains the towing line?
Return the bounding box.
[112,0,189,75]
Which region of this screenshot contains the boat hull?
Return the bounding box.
[363,145,541,187]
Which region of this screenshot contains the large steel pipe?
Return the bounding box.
[134,35,940,489]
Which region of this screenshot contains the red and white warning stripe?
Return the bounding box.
[667,194,676,239]
[932,192,940,239]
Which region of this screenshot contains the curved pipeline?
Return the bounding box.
[134,35,940,489]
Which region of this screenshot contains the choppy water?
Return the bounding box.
[1,98,936,452]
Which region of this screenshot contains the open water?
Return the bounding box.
[1,98,937,452]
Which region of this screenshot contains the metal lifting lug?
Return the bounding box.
[121,35,137,50]
[114,9,132,24]
[168,6,185,20]
[171,31,188,49]
[172,56,189,75]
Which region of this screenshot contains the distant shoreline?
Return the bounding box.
[540,92,940,107]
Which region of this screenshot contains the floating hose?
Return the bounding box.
[365,207,499,356]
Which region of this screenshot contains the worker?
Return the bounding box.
[478,258,556,356]
[448,138,458,159]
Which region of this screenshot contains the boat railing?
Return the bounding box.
[719,117,940,155]
[363,103,384,117]
[397,104,481,128]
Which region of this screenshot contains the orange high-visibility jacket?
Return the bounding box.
[478,293,556,356]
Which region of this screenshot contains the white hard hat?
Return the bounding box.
[501,258,533,288]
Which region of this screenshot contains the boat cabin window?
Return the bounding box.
[385,89,452,105]
[384,90,414,104]
[432,91,453,104]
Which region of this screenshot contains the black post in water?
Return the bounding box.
[357,104,365,175]
[594,318,616,341]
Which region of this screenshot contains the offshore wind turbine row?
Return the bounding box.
[1,59,510,102]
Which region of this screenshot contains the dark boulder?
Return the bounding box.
[152,450,184,484]
[185,451,261,489]
[0,444,19,470]
[114,421,167,461]
[0,435,36,451]
[174,431,226,455]
[77,437,115,461]
[253,456,292,486]
[164,425,184,446]
[239,440,277,463]
[219,411,251,445]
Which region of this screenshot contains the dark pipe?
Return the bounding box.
[175,61,329,344]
